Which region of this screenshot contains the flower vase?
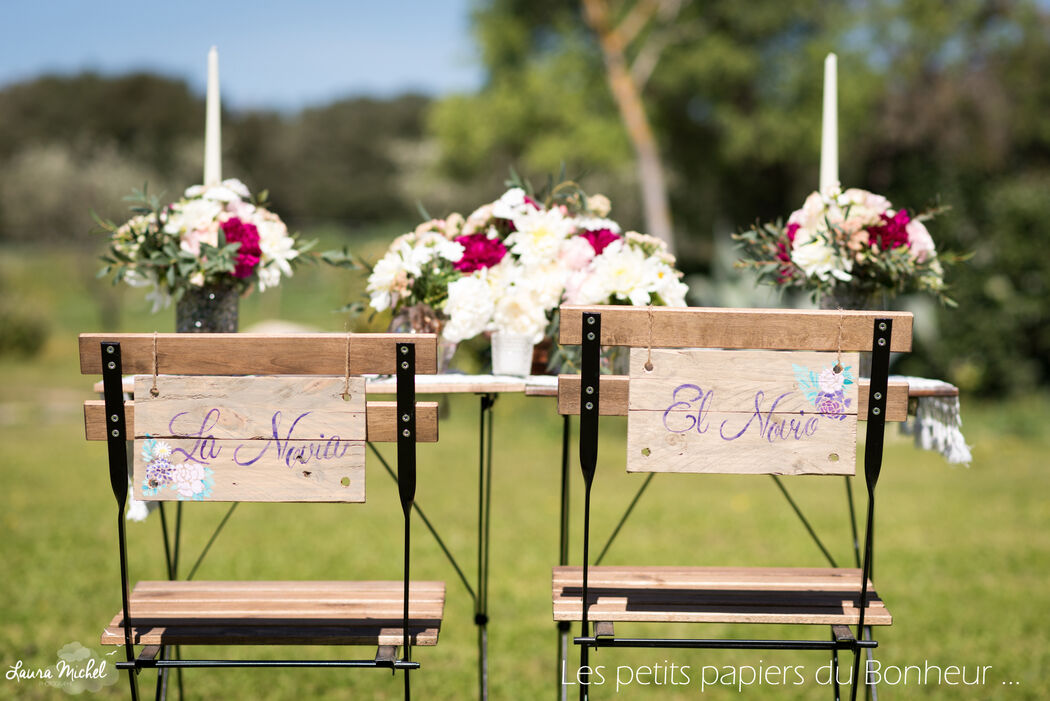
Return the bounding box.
[491,332,534,377]
[389,304,457,373]
[176,283,239,333]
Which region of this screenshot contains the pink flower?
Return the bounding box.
[905,219,936,263]
[580,228,620,255]
[221,216,262,278]
[453,233,507,273]
[868,209,911,251]
[560,236,596,271]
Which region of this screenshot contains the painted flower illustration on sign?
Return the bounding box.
[140,438,214,500]
[793,363,855,421]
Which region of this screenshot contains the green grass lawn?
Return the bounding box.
[2,243,1048,699]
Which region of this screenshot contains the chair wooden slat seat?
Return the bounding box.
[102,580,445,646]
[552,566,890,626]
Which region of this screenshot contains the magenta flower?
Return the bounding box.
[221,217,262,278]
[868,209,911,251]
[454,233,508,273]
[580,228,620,255]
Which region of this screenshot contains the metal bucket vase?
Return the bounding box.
[176,283,239,333]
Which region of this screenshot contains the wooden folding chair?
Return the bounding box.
[80,333,444,700]
[553,305,913,700]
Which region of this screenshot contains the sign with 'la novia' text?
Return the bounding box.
[132,375,366,502]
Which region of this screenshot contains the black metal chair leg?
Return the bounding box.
[127,667,141,701]
[831,630,841,701]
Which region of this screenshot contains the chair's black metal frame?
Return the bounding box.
[99,340,422,701]
[568,311,893,701]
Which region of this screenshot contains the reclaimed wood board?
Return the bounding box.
[131,375,367,502]
[558,305,912,352]
[626,349,859,475]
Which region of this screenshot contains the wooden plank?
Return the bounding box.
[133,438,365,502]
[101,580,445,646]
[132,375,366,441]
[558,305,912,352]
[626,349,857,475]
[552,566,891,625]
[79,333,438,376]
[553,565,875,588]
[84,400,440,442]
[627,350,861,413]
[557,376,909,422]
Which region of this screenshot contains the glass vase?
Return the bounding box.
[176,282,239,333]
[491,332,535,377]
[388,303,457,373]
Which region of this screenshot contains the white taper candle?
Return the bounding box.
[203,46,222,186]
[819,52,838,194]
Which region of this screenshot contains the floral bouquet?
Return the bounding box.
[98,179,311,313]
[366,180,689,367]
[734,186,957,307]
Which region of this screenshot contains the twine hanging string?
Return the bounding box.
[644,304,655,372]
[342,321,353,401]
[834,307,845,374]
[150,331,160,397]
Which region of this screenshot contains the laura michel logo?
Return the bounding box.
[6,642,119,694]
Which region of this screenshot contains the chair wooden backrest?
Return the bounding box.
[79,332,439,693]
[555,305,912,681]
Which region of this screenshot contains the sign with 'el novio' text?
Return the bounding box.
[132,375,366,502]
[626,349,859,475]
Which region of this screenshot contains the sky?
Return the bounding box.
[0,0,483,111]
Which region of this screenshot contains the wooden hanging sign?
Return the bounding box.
[131,375,367,502]
[626,349,859,475]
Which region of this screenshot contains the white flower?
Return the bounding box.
[520,260,568,311]
[367,249,405,312]
[189,272,205,287]
[256,265,281,291]
[175,462,207,498]
[506,208,574,268]
[256,218,297,278]
[575,217,621,234]
[577,241,661,306]
[443,275,495,342]
[491,187,531,220]
[652,265,689,306]
[435,237,465,264]
[819,368,846,393]
[791,227,852,282]
[152,441,173,459]
[220,178,251,199]
[166,198,222,236]
[492,287,549,342]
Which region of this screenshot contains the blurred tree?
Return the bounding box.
[430,0,856,263]
[580,0,684,252]
[432,0,1050,395]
